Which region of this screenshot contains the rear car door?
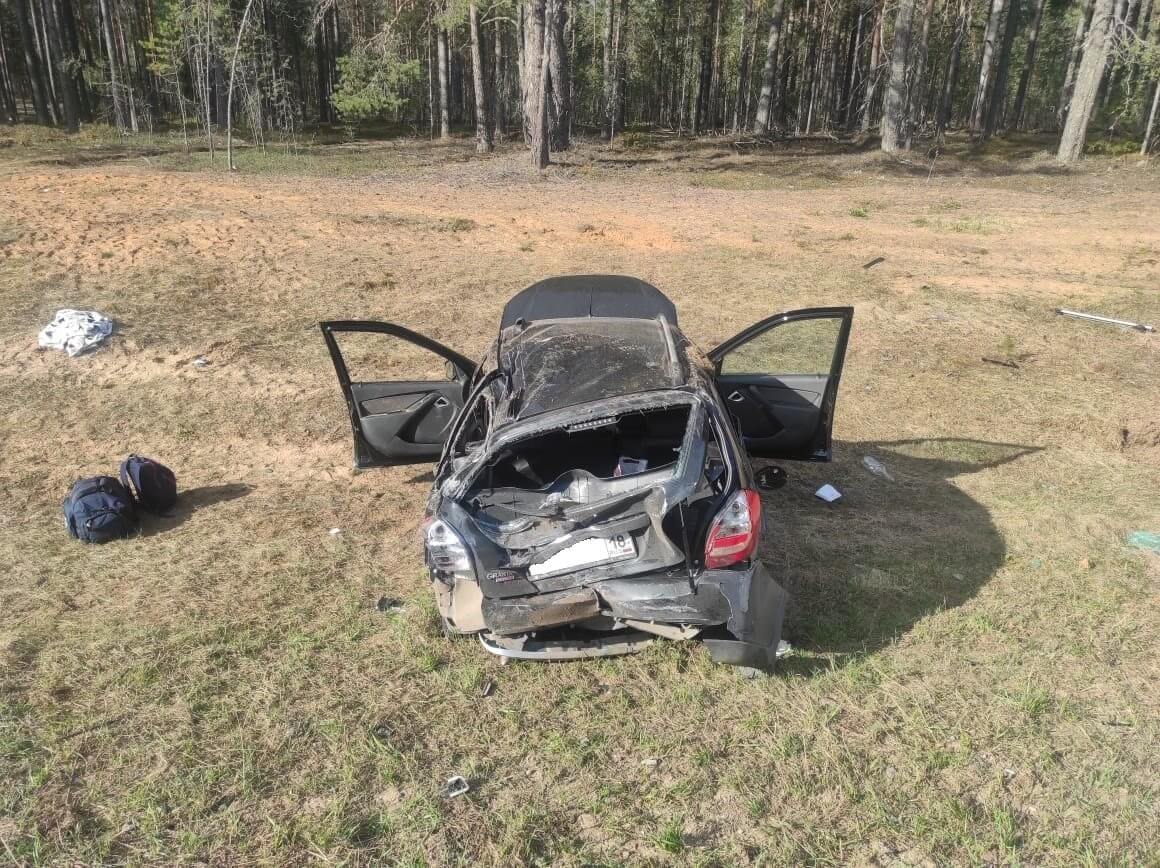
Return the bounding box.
[320,321,476,468]
[708,307,853,461]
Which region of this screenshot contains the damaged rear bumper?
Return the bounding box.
[476,561,789,670]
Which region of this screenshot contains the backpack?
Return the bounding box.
[63,476,137,543]
[119,455,178,515]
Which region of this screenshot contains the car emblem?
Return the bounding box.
[487,569,519,583]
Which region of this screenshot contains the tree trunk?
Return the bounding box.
[493,18,506,137]
[731,0,754,132]
[937,0,970,138]
[970,0,1006,133]
[548,0,570,149]
[777,0,795,117]
[437,27,450,139]
[842,5,865,130]
[226,0,256,171]
[113,12,138,131]
[14,0,54,124]
[678,0,692,132]
[315,10,333,122]
[96,0,125,127]
[0,31,19,122]
[881,0,915,151]
[1142,77,1159,153]
[203,0,214,157]
[983,0,1021,137]
[1010,0,1045,128]
[1140,0,1158,138]
[906,0,936,145]
[708,0,724,130]
[613,0,627,131]
[796,0,815,131]
[693,0,718,133]
[29,0,59,123]
[860,0,883,132]
[601,0,614,137]
[469,2,492,152]
[1057,0,1094,129]
[527,0,551,166]
[58,0,89,120]
[44,0,79,131]
[752,0,786,133]
[1058,0,1115,162]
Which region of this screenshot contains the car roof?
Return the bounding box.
[499,275,678,328]
[487,316,698,424]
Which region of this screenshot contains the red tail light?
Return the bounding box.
[703,489,761,568]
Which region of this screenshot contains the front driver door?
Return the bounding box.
[320,321,476,468]
[708,307,853,461]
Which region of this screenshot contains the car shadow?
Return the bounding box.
[139,483,254,536]
[757,438,1042,675]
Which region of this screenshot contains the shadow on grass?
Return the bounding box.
[139,483,254,536]
[767,437,1042,674]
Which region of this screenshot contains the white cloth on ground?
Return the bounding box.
[37,309,114,357]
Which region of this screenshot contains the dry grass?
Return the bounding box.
[1,130,1158,865]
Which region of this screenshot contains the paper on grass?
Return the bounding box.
[815,484,842,503]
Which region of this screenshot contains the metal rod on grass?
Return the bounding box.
[1055,308,1155,333]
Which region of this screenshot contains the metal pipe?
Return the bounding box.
[1055,308,1155,333]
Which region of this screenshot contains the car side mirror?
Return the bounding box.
[755,466,787,491]
[445,359,460,381]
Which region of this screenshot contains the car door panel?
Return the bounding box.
[320,321,476,468]
[709,308,853,462]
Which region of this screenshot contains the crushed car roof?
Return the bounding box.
[487,316,693,424]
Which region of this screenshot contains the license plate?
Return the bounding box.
[528,533,637,578]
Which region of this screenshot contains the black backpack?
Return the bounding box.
[119,455,178,514]
[63,476,137,543]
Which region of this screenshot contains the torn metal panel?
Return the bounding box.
[479,628,660,660]
[700,564,789,670]
[482,587,602,634]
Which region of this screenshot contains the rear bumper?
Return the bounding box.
[478,561,788,670]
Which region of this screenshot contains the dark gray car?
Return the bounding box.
[321,275,852,670]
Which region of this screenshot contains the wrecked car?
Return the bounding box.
[320,275,852,670]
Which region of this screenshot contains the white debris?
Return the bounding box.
[815,484,842,503]
[37,309,113,357]
[862,455,894,481]
[329,527,341,536]
[191,356,210,368]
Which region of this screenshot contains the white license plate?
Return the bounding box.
[528,533,636,578]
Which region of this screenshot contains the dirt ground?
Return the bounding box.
[1,132,1159,864]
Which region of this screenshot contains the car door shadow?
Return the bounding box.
[138,483,255,536]
[758,438,1042,675]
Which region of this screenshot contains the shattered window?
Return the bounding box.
[720,316,841,377]
[504,319,680,419]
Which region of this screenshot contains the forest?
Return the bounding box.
[0,0,1158,164]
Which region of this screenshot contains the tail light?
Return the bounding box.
[423,518,476,582]
[703,490,761,569]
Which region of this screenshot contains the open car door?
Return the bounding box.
[320,321,476,468]
[708,307,853,461]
